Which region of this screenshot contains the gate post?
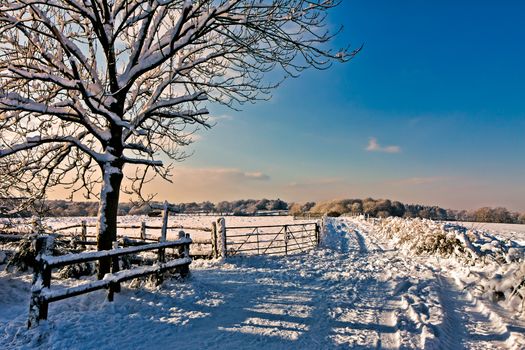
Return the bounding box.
[284,225,288,255]
[211,221,218,258]
[217,218,227,258]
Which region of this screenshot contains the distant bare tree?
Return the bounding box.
[0,0,359,277]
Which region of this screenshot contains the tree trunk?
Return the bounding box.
[97,164,123,279]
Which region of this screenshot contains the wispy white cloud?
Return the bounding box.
[208,114,234,123]
[244,172,271,181]
[365,137,401,153]
[174,167,270,182]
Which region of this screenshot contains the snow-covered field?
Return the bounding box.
[451,221,525,244]
[0,215,312,242]
[1,216,525,349]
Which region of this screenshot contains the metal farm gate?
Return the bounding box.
[224,222,320,256]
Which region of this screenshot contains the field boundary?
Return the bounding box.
[27,232,192,328]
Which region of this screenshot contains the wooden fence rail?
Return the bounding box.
[50,210,212,258]
[28,231,192,329]
[53,222,212,232]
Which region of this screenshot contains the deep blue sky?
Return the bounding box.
[154,0,525,211]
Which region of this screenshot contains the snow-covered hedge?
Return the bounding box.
[371,217,523,262]
[4,235,94,278]
[366,217,525,315]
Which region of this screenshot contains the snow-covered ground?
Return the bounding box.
[0,215,312,242]
[451,221,525,244]
[1,217,525,349]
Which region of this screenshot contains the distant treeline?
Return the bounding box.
[1,197,524,224]
[289,198,525,224]
[0,198,288,217]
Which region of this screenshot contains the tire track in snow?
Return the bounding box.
[437,274,525,350]
[352,229,368,254]
[377,301,401,350]
[438,274,511,349]
[349,217,525,350]
[435,274,470,349]
[327,219,405,349]
[346,222,404,349]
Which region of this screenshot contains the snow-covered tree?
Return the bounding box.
[0,0,359,277]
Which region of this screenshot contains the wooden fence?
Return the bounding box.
[27,231,192,328]
[21,215,324,328]
[49,202,214,258]
[50,221,212,257]
[293,213,325,220]
[3,213,324,260]
[62,218,321,258]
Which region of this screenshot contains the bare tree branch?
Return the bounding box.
[0,0,358,274]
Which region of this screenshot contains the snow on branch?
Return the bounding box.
[0,132,108,162]
[0,0,357,201]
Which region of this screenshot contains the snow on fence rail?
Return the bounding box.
[27,232,192,329]
[4,203,214,257]
[50,220,214,258]
[50,220,212,253]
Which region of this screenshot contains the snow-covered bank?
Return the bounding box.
[452,221,525,244]
[358,217,525,317]
[2,217,525,349]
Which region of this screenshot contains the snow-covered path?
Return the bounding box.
[2,218,525,349]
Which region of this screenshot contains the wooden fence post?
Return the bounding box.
[184,233,191,260]
[81,220,87,248]
[28,235,54,328]
[177,231,190,277]
[157,211,168,285]
[161,201,169,241]
[140,221,146,240]
[183,233,191,277]
[284,225,288,255]
[217,217,227,258]
[315,223,320,246]
[177,230,185,255]
[211,221,218,258]
[256,228,260,255]
[156,248,165,285]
